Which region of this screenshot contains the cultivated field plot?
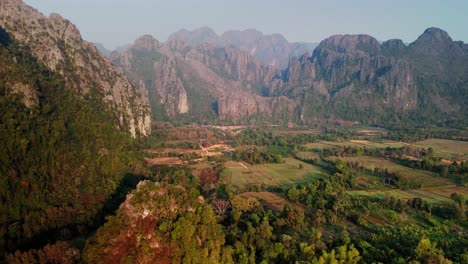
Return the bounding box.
[276,128,323,135]
[305,140,405,150]
[349,185,468,204]
[414,139,468,161]
[296,151,320,160]
[327,156,454,187]
[237,192,294,211]
[221,158,328,188]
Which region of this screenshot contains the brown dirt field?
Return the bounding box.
[212,126,246,131]
[144,157,186,166]
[358,130,383,135]
[147,143,231,158]
[237,192,297,211]
[350,140,370,144]
[367,215,389,226]
[147,148,199,154]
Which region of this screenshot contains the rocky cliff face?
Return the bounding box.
[0,0,151,136]
[285,34,417,113]
[118,27,466,126]
[281,28,467,124]
[169,27,317,69]
[112,35,294,123]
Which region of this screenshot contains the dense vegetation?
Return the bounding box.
[0,29,139,257]
[78,161,467,263]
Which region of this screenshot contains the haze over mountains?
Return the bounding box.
[109,27,467,127]
[168,27,318,70]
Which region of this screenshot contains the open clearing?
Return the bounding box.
[221,158,328,188]
[236,192,295,211]
[414,139,468,161]
[327,156,454,187]
[349,185,468,204]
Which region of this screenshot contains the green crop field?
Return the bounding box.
[221,158,328,189]
[414,139,468,160]
[327,156,454,187]
[349,185,468,204]
[305,140,405,150]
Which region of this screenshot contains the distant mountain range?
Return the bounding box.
[168,27,318,69]
[111,27,467,127]
[1,0,467,128]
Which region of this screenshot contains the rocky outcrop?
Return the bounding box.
[168,27,220,46]
[154,54,189,115]
[218,93,295,121]
[113,35,293,122]
[118,27,466,126]
[82,181,225,263]
[0,0,151,137]
[281,28,467,124]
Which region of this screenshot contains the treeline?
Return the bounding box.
[384,126,467,142]
[283,166,467,263]
[231,147,284,164]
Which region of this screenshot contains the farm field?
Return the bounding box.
[327,156,454,187]
[221,158,328,189]
[236,192,296,211]
[349,185,468,204]
[305,140,406,150]
[414,139,468,160]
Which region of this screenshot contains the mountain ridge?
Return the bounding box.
[0,0,151,137]
[168,27,318,69]
[116,26,467,127]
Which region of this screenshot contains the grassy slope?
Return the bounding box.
[221,158,327,189]
[414,139,468,160]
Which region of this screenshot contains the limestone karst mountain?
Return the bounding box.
[111,35,295,124]
[118,27,467,127]
[168,27,317,69]
[0,0,151,136]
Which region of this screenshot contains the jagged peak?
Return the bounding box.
[381,39,406,53]
[168,27,219,45]
[133,34,160,50]
[318,34,381,53]
[413,27,453,44]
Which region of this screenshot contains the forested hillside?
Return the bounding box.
[0,26,139,257]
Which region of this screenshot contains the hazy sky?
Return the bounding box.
[24,0,468,50]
